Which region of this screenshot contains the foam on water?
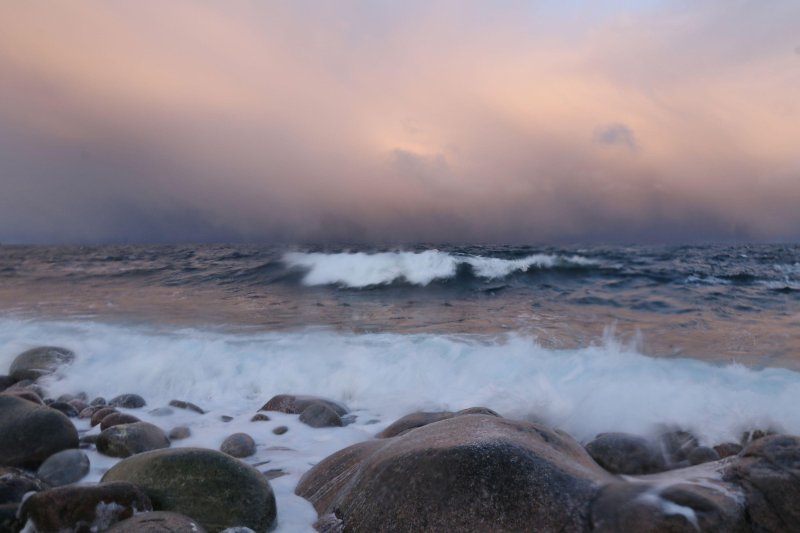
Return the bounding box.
[3,317,800,531]
[283,250,596,287]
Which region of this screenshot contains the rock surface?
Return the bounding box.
[299,403,343,428]
[0,466,48,504]
[297,414,612,532]
[19,481,153,533]
[97,422,171,458]
[260,394,347,416]
[109,393,147,408]
[102,447,277,532]
[36,449,90,486]
[9,346,75,381]
[106,511,208,532]
[221,433,257,458]
[585,432,667,475]
[0,395,79,468]
[376,408,500,438]
[101,412,142,430]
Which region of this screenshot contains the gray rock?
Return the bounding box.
[101,412,142,430]
[102,447,277,532]
[90,396,107,406]
[106,511,208,532]
[376,407,501,438]
[0,395,79,468]
[0,375,15,392]
[221,433,256,458]
[110,393,147,408]
[299,404,343,428]
[169,399,206,414]
[97,422,171,458]
[260,394,348,416]
[689,446,720,465]
[724,434,800,531]
[9,346,75,381]
[297,414,613,532]
[37,449,90,486]
[0,466,48,504]
[20,481,152,533]
[250,413,270,422]
[0,502,23,532]
[169,426,191,440]
[659,430,699,463]
[585,432,667,475]
[272,426,288,435]
[49,400,80,418]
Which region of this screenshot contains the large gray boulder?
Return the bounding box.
[9,346,75,381]
[724,434,800,531]
[0,395,79,468]
[297,414,612,532]
[102,447,277,532]
[96,422,170,458]
[19,481,152,532]
[36,449,90,486]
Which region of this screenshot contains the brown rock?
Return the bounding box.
[260,394,348,416]
[0,395,79,468]
[91,407,119,427]
[106,511,208,532]
[101,412,142,430]
[96,422,170,458]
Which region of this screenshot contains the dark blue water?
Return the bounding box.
[1,244,798,367]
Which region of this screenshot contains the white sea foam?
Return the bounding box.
[283,250,596,287]
[2,317,800,531]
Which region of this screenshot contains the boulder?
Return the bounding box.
[221,433,256,458]
[101,412,142,430]
[106,511,208,532]
[688,446,720,465]
[377,408,501,438]
[91,407,119,426]
[20,481,152,533]
[169,426,191,440]
[0,502,22,532]
[0,375,15,392]
[109,393,147,408]
[659,430,699,463]
[49,400,80,417]
[90,396,107,406]
[169,399,206,414]
[714,442,743,459]
[97,422,170,458]
[724,434,800,531]
[0,395,79,468]
[585,433,667,475]
[260,394,347,416]
[250,413,270,422]
[299,404,343,428]
[297,414,612,532]
[0,388,43,405]
[591,478,747,532]
[102,447,277,532]
[37,449,90,486]
[0,466,48,504]
[9,346,75,381]
[272,426,288,435]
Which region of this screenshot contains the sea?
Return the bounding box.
[1,243,799,530]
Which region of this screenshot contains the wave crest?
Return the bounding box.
[283,250,596,288]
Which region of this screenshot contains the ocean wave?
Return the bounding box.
[283,250,597,288]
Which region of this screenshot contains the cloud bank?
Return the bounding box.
[0,1,798,243]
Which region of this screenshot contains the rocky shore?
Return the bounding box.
[1,346,799,532]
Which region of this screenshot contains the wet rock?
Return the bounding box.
[260,394,348,416]
[688,446,720,465]
[714,442,743,458]
[297,414,612,532]
[585,432,667,475]
[376,407,501,438]
[0,388,44,405]
[90,396,107,406]
[169,426,191,440]
[220,415,234,422]
[300,403,343,428]
[20,481,153,533]
[221,433,256,458]
[9,346,75,381]
[91,407,119,427]
[106,511,208,532]
[0,466,48,504]
[263,469,288,481]
[659,430,699,463]
[272,426,288,435]
[169,399,206,414]
[0,502,22,532]
[49,400,80,418]
[80,434,99,449]
[110,393,147,408]
[68,398,89,413]
[37,449,90,486]
[79,405,101,419]
[724,434,800,531]
[101,412,142,430]
[0,395,79,468]
[314,514,344,533]
[97,422,171,458]
[0,375,15,392]
[250,413,270,422]
[102,447,277,532]
[591,479,747,532]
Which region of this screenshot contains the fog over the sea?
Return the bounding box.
[1,1,799,244]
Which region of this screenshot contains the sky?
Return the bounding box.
[1,1,799,244]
